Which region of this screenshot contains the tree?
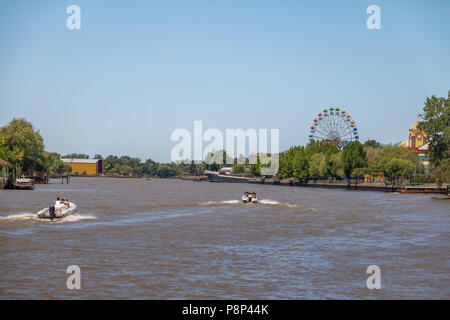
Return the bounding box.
[0,118,47,174]
[367,145,422,176]
[431,158,450,187]
[43,152,69,174]
[351,167,368,183]
[418,91,450,165]
[157,164,178,178]
[364,140,383,148]
[93,154,103,160]
[232,164,245,174]
[328,153,345,179]
[0,135,24,174]
[383,158,415,185]
[291,148,309,181]
[250,155,261,176]
[342,141,368,178]
[309,153,326,181]
[63,153,90,159]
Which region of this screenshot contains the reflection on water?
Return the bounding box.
[0,177,449,299]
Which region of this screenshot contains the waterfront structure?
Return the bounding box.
[400,119,430,172]
[61,158,104,175]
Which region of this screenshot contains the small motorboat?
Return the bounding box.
[242,192,258,204]
[14,178,35,190]
[37,202,77,220]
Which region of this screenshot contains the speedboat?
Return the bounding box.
[242,192,258,204]
[37,202,77,220]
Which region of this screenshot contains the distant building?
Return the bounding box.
[400,119,430,172]
[61,158,104,175]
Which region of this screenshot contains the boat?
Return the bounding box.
[14,178,35,190]
[242,192,258,204]
[37,202,77,220]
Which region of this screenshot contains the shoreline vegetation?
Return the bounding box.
[1,92,448,192]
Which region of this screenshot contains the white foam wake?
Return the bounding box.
[0,213,35,221]
[259,199,280,205]
[0,213,97,223]
[200,200,241,206]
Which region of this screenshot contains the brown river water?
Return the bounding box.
[0,177,448,299]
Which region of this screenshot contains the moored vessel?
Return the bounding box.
[14,178,35,190]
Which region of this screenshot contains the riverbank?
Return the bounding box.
[247,177,449,194]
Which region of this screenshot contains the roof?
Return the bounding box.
[0,158,10,166]
[61,158,100,164]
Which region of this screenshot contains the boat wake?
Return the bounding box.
[258,199,301,208]
[0,213,97,223]
[199,199,311,209]
[0,213,35,222]
[200,200,241,206]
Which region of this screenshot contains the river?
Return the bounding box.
[0,177,448,299]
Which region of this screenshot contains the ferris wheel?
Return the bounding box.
[308,107,359,149]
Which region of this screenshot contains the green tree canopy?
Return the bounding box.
[342,141,368,178]
[383,158,415,185]
[431,158,450,187]
[0,118,47,174]
[309,153,326,180]
[63,153,90,159]
[367,145,421,175]
[157,164,179,178]
[328,152,345,179]
[418,90,450,165]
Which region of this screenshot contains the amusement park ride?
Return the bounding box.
[308,108,359,150]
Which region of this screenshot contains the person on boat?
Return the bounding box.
[54,197,64,216]
[48,197,60,220]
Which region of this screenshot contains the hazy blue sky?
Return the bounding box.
[1,0,449,162]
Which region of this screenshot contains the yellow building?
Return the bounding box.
[400,118,430,172]
[61,158,104,175]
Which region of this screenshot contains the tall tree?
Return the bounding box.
[292,147,309,181]
[309,153,326,181]
[418,91,450,164]
[328,152,345,179]
[0,118,47,174]
[342,141,368,178]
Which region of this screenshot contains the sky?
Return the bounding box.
[1,0,449,162]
